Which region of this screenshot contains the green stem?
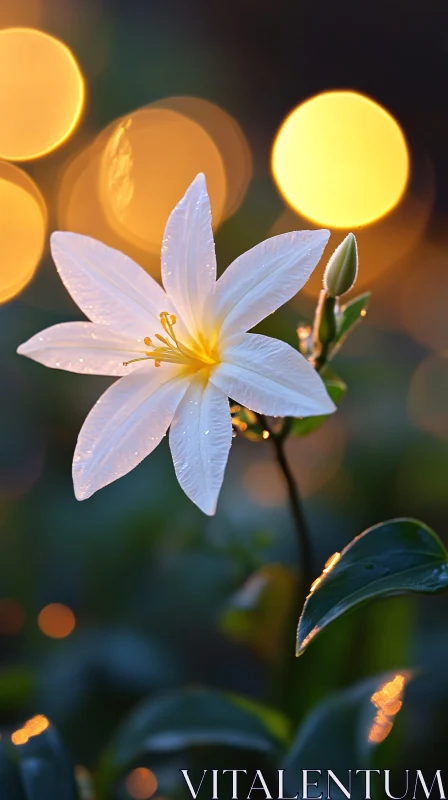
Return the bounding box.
[259,415,314,600]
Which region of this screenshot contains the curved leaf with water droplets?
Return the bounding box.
[297,518,448,655]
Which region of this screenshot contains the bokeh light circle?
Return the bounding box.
[0,598,25,635]
[126,768,158,800]
[149,96,252,218]
[0,161,47,303]
[57,137,160,277]
[270,153,434,299]
[0,28,84,161]
[99,107,227,254]
[272,91,409,228]
[38,603,76,639]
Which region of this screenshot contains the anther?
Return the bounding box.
[170,314,177,324]
[155,334,169,345]
[144,337,152,346]
[154,359,161,367]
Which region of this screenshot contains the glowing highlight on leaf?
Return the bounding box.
[368,673,410,744]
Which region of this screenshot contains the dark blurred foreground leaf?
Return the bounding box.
[331,292,371,357]
[291,377,347,436]
[0,666,35,713]
[0,719,77,800]
[297,518,448,655]
[282,672,412,800]
[97,686,288,798]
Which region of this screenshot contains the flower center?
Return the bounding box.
[123,312,218,372]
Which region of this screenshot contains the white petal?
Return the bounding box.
[50,232,172,338]
[161,173,217,337]
[73,365,189,500]
[17,322,150,376]
[211,230,330,337]
[169,378,232,515]
[211,333,336,417]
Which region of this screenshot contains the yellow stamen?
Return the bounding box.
[123,312,219,371]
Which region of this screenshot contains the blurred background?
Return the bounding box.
[0,0,448,797]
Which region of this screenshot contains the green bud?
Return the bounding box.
[323,232,358,298]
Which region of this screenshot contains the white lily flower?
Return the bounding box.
[18,174,335,514]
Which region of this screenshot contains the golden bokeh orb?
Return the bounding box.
[0,161,47,303]
[272,91,409,228]
[99,107,227,254]
[126,768,158,800]
[0,27,84,161]
[57,138,160,277]
[149,96,252,218]
[37,603,76,639]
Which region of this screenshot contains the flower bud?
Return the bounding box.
[323,233,358,298]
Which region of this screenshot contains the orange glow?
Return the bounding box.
[272,91,409,228]
[0,0,42,28]
[11,728,29,746]
[11,714,50,746]
[38,603,75,639]
[323,552,341,573]
[408,355,448,443]
[24,714,49,737]
[0,598,25,635]
[368,673,409,744]
[0,28,84,161]
[99,107,227,254]
[309,577,322,594]
[0,161,47,304]
[308,552,341,595]
[126,768,158,800]
[0,597,25,636]
[150,96,252,218]
[271,157,434,298]
[57,137,168,278]
[297,325,312,340]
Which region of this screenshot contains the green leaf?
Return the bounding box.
[282,672,412,799]
[331,291,371,356]
[297,518,448,655]
[0,667,35,713]
[97,687,286,797]
[0,739,26,800]
[291,378,347,436]
[0,720,77,800]
[220,564,297,661]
